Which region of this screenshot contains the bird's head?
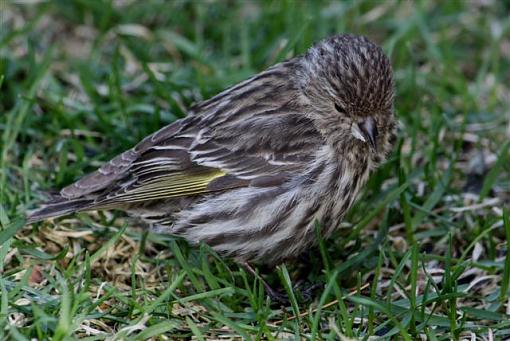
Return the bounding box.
[296,34,395,154]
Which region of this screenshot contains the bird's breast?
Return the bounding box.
[315,161,370,237]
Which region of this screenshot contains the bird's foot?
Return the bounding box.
[293,280,324,301]
[262,283,290,304]
[241,262,323,304]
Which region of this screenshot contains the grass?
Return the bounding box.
[1,0,510,339]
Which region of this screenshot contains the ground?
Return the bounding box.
[1,0,509,340]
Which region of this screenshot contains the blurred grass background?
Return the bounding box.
[1,0,510,339]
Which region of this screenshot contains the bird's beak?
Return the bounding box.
[351,117,378,151]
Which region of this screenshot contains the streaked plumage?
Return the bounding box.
[28,34,396,264]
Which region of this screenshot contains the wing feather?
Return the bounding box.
[56,62,323,209]
[102,169,226,203]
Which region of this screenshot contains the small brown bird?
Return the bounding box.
[29,34,396,266]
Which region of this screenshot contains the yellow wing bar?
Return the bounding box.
[111,169,227,202]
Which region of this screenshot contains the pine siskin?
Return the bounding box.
[28,34,396,265]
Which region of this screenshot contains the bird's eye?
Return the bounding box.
[334,103,347,114]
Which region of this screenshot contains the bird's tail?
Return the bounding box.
[27,198,94,223]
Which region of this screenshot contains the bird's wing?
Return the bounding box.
[59,63,323,207]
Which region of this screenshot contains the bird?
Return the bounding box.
[28,34,396,266]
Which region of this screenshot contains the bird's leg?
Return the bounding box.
[291,250,325,300]
[240,262,288,304]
